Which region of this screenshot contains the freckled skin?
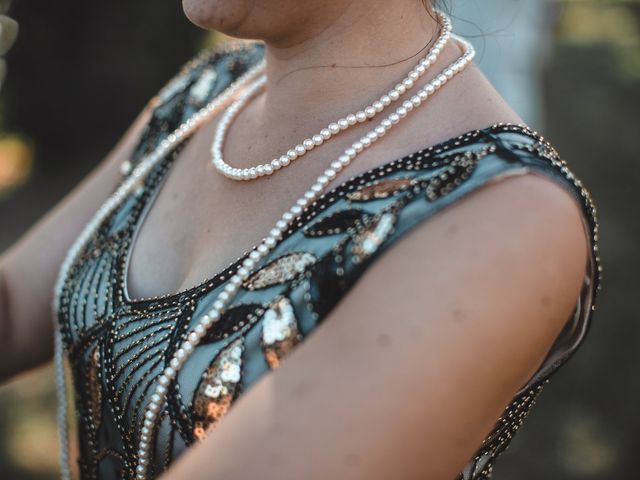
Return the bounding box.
[452,308,467,322]
[376,333,392,347]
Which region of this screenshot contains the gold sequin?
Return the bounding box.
[352,212,396,262]
[193,338,244,440]
[347,177,416,202]
[87,345,103,430]
[261,297,301,369]
[243,252,317,290]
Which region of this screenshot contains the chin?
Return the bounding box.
[182,0,257,37]
[182,0,338,45]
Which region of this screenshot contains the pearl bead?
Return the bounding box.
[320,128,331,140]
[324,169,337,179]
[303,139,315,150]
[280,155,290,166]
[242,258,255,269]
[287,149,298,160]
[269,228,282,239]
[295,144,306,156]
[389,113,400,124]
[365,106,376,118]
[328,123,340,134]
[373,101,384,112]
[338,119,349,130]
[353,142,364,153]
[356,111,367,123]
[312,135,324,146]
[389,90,400,101]
[346,114,357,125]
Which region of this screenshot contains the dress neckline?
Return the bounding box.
[121,122,543,306]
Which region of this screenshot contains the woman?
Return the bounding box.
[0,1,600,479]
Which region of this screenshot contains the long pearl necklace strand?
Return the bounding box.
[212,11,452,181]
[53,16,474,480]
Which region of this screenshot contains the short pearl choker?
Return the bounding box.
[53,14,475,480]
[212,12,452,181]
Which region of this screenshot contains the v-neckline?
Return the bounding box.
[120,123,542,306]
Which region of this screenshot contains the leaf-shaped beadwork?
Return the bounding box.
[192,338,244,440]
[87,345,103,430]
[346,177,416,202]
[425,152,479,201]
[303,209,367,237]
[352,212,397,262]
[261,297,301,369]
[243,252,317,290]
[200,303,264,344]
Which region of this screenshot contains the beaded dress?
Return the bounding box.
[56,42,601,480]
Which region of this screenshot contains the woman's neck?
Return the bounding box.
[259,1,441,126]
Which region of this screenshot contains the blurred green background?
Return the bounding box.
[0,1,638,479]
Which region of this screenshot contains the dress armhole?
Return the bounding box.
[506,163,600,396]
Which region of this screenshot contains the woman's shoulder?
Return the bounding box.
[280,122,600,391]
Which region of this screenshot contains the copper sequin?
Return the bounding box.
[87,345,103,430]
[347,177,416,202]
[192,338,244,440]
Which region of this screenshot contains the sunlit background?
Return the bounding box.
[1,0,638,479]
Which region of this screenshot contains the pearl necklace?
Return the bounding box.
[212,12,452,181]
[53,21,474,480]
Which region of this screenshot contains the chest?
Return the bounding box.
[123,117,423,301]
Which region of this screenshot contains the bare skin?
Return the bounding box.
[1,1,588,478]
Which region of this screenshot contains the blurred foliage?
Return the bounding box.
[0,1,638,479]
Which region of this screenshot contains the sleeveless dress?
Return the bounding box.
[56,41,601,480]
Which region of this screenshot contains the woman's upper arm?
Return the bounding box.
[0,104,152,379]
[163,172,588,480]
